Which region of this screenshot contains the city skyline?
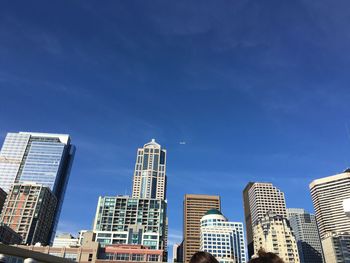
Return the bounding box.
[0,133,348,251]
[2,1,350,261]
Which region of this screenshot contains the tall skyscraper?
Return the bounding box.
[243,182,287,258]
[93,196,167,261]
[253,212,300,263]
[92,139,168,261]
[0,132,75,241]
[287,208,324,263]
[183,194,221,263]
[309,170,350,263]
[309,170,350,239]
[132,139,166,200]
[0,183,57,245]
[200,209,247,263]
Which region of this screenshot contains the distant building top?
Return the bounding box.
[143,138,161,148]
[309,171,350,189]
[18,132,70,144]
[205,209,223,216]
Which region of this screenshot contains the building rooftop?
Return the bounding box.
[309,171,350,189]
[205,209,222,216]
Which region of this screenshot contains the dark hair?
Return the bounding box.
[248,250,285,263]
[189,251,219,263]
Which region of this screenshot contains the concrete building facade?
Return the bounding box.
[11,231,100,262]
[132,139,167,200]
[321,232,350,263]
[183,194,221,263]
[0,183,57,245]
[53,233,79,248]
[243,182,287,258]
[101,244,164,262]
[253,212,299,263]
[287,208,323,263]
[309,170,350,239]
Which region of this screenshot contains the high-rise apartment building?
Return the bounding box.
[321,232,350,263]
[309,170,350,239]
[287,208,323,263]
[132,139,166,200]
[183,194,221,263]
[0,132,75,241]
[200,209,247,263]
[93,195,167,260]
[253,212,300,263]
[243,182,287,258]
[0,183,57,245]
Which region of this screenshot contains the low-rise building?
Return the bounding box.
[13,231,99,262]
[97,244,163,262]
[53,233,79,247]
[0,243,72,263]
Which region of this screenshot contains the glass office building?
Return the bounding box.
[0,132,75,243]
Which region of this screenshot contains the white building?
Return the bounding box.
[309,170,350,239]
[343,198,350,218]
[132,139,167,200]
[253,212,299,263]
[53,233,79,247]
[200,209,247,263]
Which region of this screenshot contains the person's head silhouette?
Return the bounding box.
[249,249,285,263]
[189,251,219,263]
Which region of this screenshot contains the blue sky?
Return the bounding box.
[1,0,350,258]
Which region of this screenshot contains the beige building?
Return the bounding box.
[0,183,57,245]
[13,231,100,262]
[243,182,287,258]
[253,212,299,263]
[321,232,350,263]
[183,194,221,263]
[309,170,350,239]
[132,139,167,200]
